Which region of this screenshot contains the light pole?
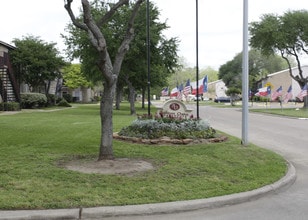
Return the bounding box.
[242,0,249,146]
[146,0,151,116]
[196,0,200,119]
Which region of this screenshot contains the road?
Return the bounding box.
[105,105,308,220]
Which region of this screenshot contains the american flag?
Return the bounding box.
[183,79,191,96]
[271,86,282,101]
[177,84,183,100]
[297,84,308,101]
[161,87,169,96]
[283,85,292,103]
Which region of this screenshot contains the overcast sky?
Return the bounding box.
[1,0,307,70]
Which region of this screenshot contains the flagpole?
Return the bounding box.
[196,0,200,119]
[242,0,249,146]
[146,0,151,116]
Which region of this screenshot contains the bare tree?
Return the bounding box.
[64,0,144,160]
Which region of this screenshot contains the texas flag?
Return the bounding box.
[170,87,178,97]
[191,75,208,95]
[255,86,271,97]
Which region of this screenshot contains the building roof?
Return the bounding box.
[267,65,308,77]
[0,40,16,50]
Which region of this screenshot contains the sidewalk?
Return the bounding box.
[0,162,296,220]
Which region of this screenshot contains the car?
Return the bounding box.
[214,97,230,103]
[192,96,203,101]
[187,95,203,101]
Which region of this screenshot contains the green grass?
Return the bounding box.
[250,107,308,118]
[0,103,287,209]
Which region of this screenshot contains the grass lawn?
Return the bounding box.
[0,103,287,210]
[250,106,308,118]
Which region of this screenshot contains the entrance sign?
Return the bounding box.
[157,99,193,119]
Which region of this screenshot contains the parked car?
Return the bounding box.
[193,95,203,101]
[187,95,203,101]
[214,96,230,103]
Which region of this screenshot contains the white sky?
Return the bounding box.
[1,0,307,70]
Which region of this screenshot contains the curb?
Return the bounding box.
[0,162,296,220]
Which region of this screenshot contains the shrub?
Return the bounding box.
[63,93,73,103]
[57,99,72,107]
[46,94,62,106]
[20,93,47,109]
[119,117,216,140]
[0,102,20,111]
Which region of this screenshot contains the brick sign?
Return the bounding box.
[158,99,193,119]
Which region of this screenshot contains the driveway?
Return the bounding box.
[104,105,308,220]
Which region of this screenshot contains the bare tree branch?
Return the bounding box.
[64,0,88,31]
[97,0,130,27]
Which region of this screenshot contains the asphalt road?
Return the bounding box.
[105,105,308,220]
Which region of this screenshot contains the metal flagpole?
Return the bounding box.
[242,0,249,146]
[146,0,151,116]
[196,0,200,119]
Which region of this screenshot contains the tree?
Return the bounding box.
[63,1,179,114]
[121,2,179,112]
[64,0,144,160]
[225,87,241,106]
[250,10,308,107]
[218,49,289,92]
[10,35,65,94]
[62,63,91,89]
[167,66,218,91]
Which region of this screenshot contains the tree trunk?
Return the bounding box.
[304,96,308,108]
[127,79,136,115]
[98,83,115,160]
[115,84,122,110]
[141,87,145,109]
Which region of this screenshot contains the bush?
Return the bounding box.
[63,93,73,103]
[46,94,62,106]
[0,102,20,111]
[119,117,216,139]
[57,99,72,107]
[252,96,270,102]
[20,93,47,109]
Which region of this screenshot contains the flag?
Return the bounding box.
[183,79,191,96]
[177,84,183,100]
[161,87,169,96]
[202,75,208,92]
[255,86,271,97]
[296,84,308,101]
[271,86,282,101]
[191,77,206,95]
[170,87,178,97]
[283,85,292,103]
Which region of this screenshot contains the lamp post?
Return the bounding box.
[146,0,151,116]
[196,0,200,119]
[242,0,249,146]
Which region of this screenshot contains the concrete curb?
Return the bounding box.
[0,162,296,220]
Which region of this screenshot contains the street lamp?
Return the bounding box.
[242,0,249,146]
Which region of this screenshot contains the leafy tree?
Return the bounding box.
[64,0,144,160]
[218,49,289,92]
[167,66,218,90]
[121,2,179,112]
[249,10,308,107]
[62,64,91,89]
[225,87,241,106]
[10,35,65,94]
[63,1,179,114]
